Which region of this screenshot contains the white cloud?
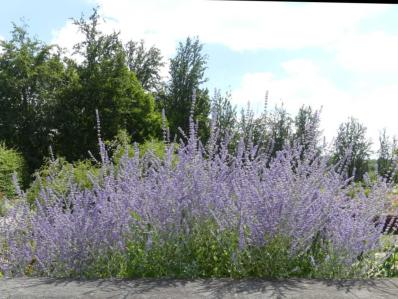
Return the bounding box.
[52,1,388,59]
[52,15,173,80]
[351,84,398,145]
[51,21,82,57]
[332,30,398,74]
[231,58,398,154]
[50,1,393,89]
[51,16,118,56]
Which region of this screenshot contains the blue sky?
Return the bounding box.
[0,0,93,41]
[1,1,398,155]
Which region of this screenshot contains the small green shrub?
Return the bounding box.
[105,129,135,165]
[106,129,179,168]
[26,157,100,207]
[380,248,398,277]
[0,143,27,215]
[368,236,398,278]
[139,139,180,169]
[0,143,27,196]
[139,139,170,160]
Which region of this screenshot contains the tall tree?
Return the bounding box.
[333,117,372,181]
[238,102,265,149]
[293,105,322,158]
[124,39,164,93]
[377,128,397,180]
[164,36,211,143]
[233,93,272,161]
[0,24,65,174]
[268,103,293,158]
[54,9,162,161]
[211,89,237,143]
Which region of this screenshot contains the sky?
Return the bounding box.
[1,0,398,156]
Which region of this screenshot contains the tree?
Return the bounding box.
[210,89,237,142]
[124,39,165,93]
[209,89,238,156]
[54,9,162,162]
[164,36,211,143]
[268,103,293,158]
[237,101,267,155]
[293,105,322,159]
[0,24,65,174]
[333,117,372,181]
[377,128,397,180]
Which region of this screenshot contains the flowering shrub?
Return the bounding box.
[0,108,397,278]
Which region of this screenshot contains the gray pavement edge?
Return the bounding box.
[1,277,398,299]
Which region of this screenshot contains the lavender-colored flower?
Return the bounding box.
[1,106,397,277]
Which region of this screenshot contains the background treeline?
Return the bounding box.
[0,9,397,203]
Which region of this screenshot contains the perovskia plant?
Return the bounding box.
[1,96,397,278]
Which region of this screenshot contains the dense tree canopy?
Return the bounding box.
[0,24,65,173]
[53,9,162,161]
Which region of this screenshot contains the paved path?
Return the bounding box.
[1,278,398,298]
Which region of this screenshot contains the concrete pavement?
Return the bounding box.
[1,277,398,298]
